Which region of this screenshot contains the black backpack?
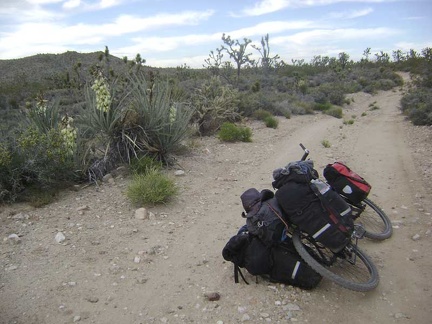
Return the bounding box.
[222,231,322,290]
[240,188,287,244]
[272,160,319,189]
[275,179,354,252]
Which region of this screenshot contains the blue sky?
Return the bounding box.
[0,0,431,68]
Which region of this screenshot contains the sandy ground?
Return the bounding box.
[1,73,432,324]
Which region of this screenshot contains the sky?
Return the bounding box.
[0,0,431,68]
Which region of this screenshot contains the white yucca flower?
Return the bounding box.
[91,75,111,112]
[61,116,77,156]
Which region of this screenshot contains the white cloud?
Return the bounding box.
[270,27,401,62]
[273,27,399,45]
[227,20,319,39]
[238,0,391,16]
[27,0,63,4]
[0,9,215,59]
[394,41,432,52]
[328,7,374,19]
[63,0,81,9]
[146,54,209,69]
[239,0,290,17]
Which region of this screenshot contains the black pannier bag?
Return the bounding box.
[222,232,322,289]
[323,162,371,204]
[275,179,354,252]
[269,240,322,290]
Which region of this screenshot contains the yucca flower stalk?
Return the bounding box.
[91,73,112,113]
[60,115,77,156]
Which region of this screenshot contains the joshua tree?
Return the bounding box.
[251,33,280,72]
[220,33,253,84]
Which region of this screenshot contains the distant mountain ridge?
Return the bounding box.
[0,51,127,84]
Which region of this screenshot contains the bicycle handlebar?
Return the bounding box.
[300,143,309,161]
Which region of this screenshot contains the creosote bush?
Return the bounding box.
[126,167,178,206]
[218,122,252,142]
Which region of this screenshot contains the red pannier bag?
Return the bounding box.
[323,162,371,204]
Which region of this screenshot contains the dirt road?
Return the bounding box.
[1,77,431,324]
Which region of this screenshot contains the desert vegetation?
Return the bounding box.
[0,34,431,204]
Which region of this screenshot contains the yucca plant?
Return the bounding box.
[25,95,62,133]
[125,72,194,164]
[75,73,132,179]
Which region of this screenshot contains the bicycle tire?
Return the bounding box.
[292,230,379,292]
[354,198,392,240]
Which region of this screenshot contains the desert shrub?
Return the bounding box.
[311,83,346,106]
[191,76,241,135]
[377,79,397,91]
[21,187,59,208]
[251,80,260,93]
[343,81,363,93]
[401,88,432,125]
[264,115,279,128]
[237,91,259,117]
[218,122,252,142]
[126,167,177,206]
[0,125,78,203]
[290,101,315,115]
[324,106,343,119]
[130,155,162,175]
[313,102,332,111]
[0,141,23,203]
[17,127,77,184]
[0,94,81,203]
[284,111,292,119]
[253,109,272,120]
[369,104,380,110]
[321,140,331,148]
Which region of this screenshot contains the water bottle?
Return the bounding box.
[310,179,352,219]
[310,179,330,195]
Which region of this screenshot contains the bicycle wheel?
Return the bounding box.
[292,230,379,292]
[351,198,392,240]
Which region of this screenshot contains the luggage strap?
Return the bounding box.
[234,264,249,285]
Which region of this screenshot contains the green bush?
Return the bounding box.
[218,122,252,142]
[321,140,331,148]
[252,109,272,120]
[401,88,432,125]
[130,155,162,175]
[126,167,178,206]
[0,126,78,203]
[313,102,332,111]
[324,106,343,119]
[264,115,279,128]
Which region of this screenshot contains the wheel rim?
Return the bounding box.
[358,198,392,240]
[293,230,379,292]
